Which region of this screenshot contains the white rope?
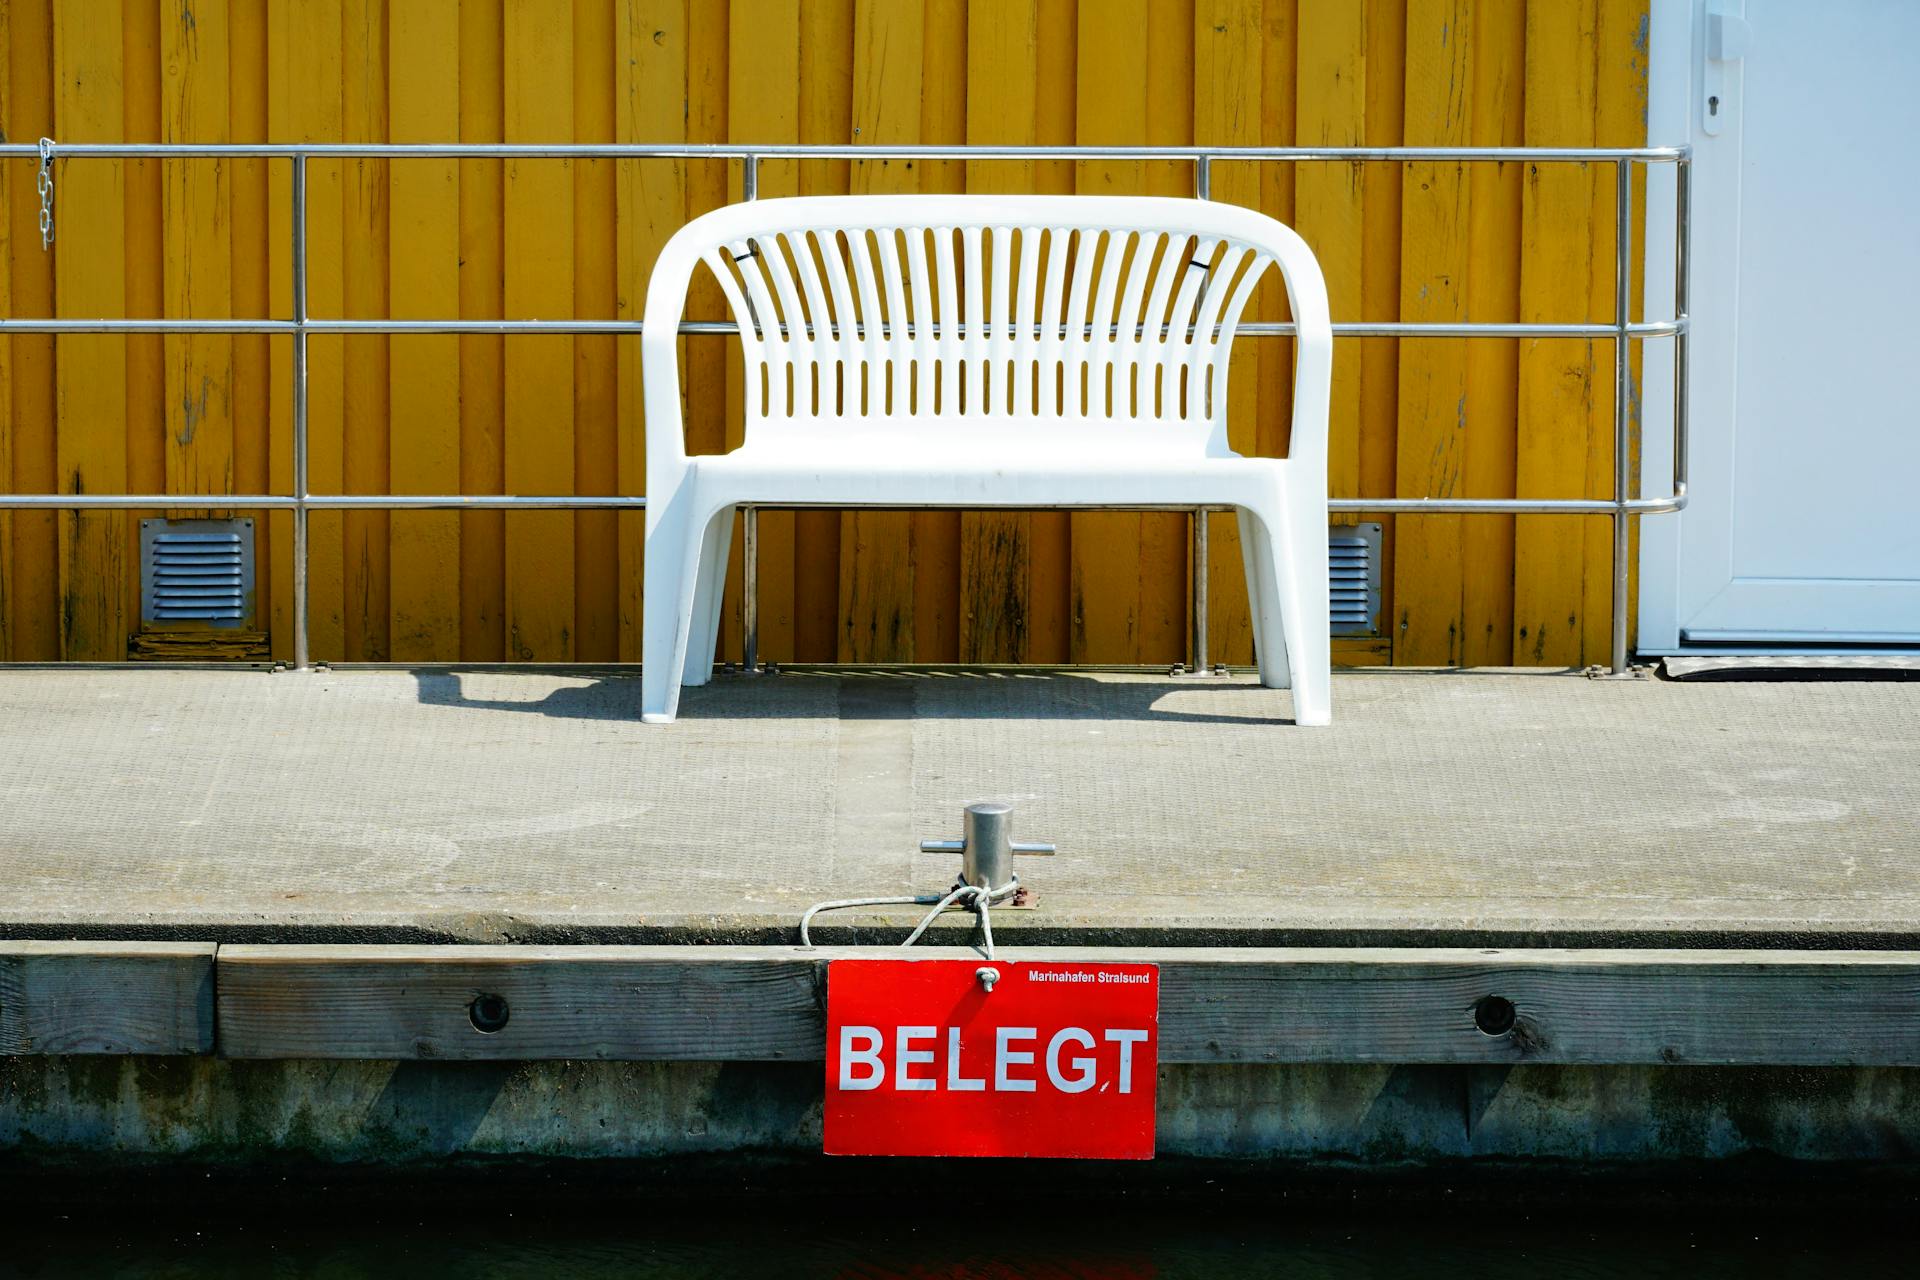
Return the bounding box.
[798,893,942,949]
[799,877,1020,960]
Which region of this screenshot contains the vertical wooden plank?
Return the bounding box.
[960,0,1038,664]
[504,0,575,659]
[573,0,618,662]
[1026,0,1074,663]
[230,0,272,640]
[303,0,346,664]
[265,0,293,658]
[1580,0,1618,663]
[1196,0,1263,666]
[342,0,389,661]
[682,0,729,663]
[680,1,728,463]
[1137,0,1198,666]
[161,0,233,517]
[839,0,922,662]
[7,0,57,660]
[795,0,851,663]
[1393,0,1471,665]
[1515,0,1596,666]
[459,0,506,660]
[389,0,460,660]
[1591,0,1649,658]
[53,0,129,659]
[1255,0,1295,467]
[1362,0,1404,650]
[1069,0,1147,665]
[616,0,689,663]
[913,0,965,662]
[123,0,163,640]
[269,0,346,661]
[726,0,800,664]
[1461,0,1524,666]
[1295,0,1365,517]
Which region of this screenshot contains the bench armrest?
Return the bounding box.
[1263,219,1332,488]
[641,223,703,486]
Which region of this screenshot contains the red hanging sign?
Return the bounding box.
[825,958,1159,1159]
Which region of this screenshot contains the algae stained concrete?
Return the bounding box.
[2,1056,1916,1170]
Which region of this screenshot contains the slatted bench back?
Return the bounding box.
[650,195,1325,456]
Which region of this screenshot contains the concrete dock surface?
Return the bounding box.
[2,665,1914,945]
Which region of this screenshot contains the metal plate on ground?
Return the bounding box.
[825,958,1159,1159]
[1661,655,1920,681]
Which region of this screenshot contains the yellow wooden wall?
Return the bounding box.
[0,0,1649,667]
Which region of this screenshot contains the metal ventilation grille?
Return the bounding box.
[140,518,255,627]
[1329,522,1382,637]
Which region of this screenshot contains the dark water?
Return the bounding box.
[3,1206,1909,1279]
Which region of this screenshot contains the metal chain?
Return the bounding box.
[36,137,55,250]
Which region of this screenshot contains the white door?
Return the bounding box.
[1639,0,1920,651]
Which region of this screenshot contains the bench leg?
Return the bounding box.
[641,491,709,724]
[1238,505,1290,690]
[683,505,736,687]
[1274,489,1331,726]
[1240,496,1331,726]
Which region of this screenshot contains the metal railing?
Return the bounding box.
[0,141,1689,676]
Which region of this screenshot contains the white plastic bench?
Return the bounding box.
[640,195,1332,724]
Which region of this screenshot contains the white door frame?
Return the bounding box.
[1639,0,1920,654]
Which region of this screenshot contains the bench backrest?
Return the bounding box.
[643,194,1330,464]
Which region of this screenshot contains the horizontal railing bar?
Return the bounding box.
[0,493,1687,515]
[0,142,1688,162]
[0,319,299,334]
[1332,496,1688,515]
[0,495,301,509]
[0,318,1686,339]
[679,320,1684,340]
[732,497,1694,516]
[0,495,641,510]
[310,495,644,510]
[1321,321,1680,339]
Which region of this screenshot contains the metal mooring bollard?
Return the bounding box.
[920,801,1055,890]
[797,801,1056,966]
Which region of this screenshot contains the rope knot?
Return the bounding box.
[798,875,1019,960]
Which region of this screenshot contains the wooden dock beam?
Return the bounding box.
[6,942,1917,1066]
[0,942,215,1055]
[210,944,1920,1066]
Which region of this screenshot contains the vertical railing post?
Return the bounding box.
[1189,153,1213,675]
[1609,158,1633,675]
[740,152,761,674]
[291,153,311,672]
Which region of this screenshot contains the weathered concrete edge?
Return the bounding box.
[4,1059,1918,1180]
[8,914,1920,951]
[8,942,1919,1067]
